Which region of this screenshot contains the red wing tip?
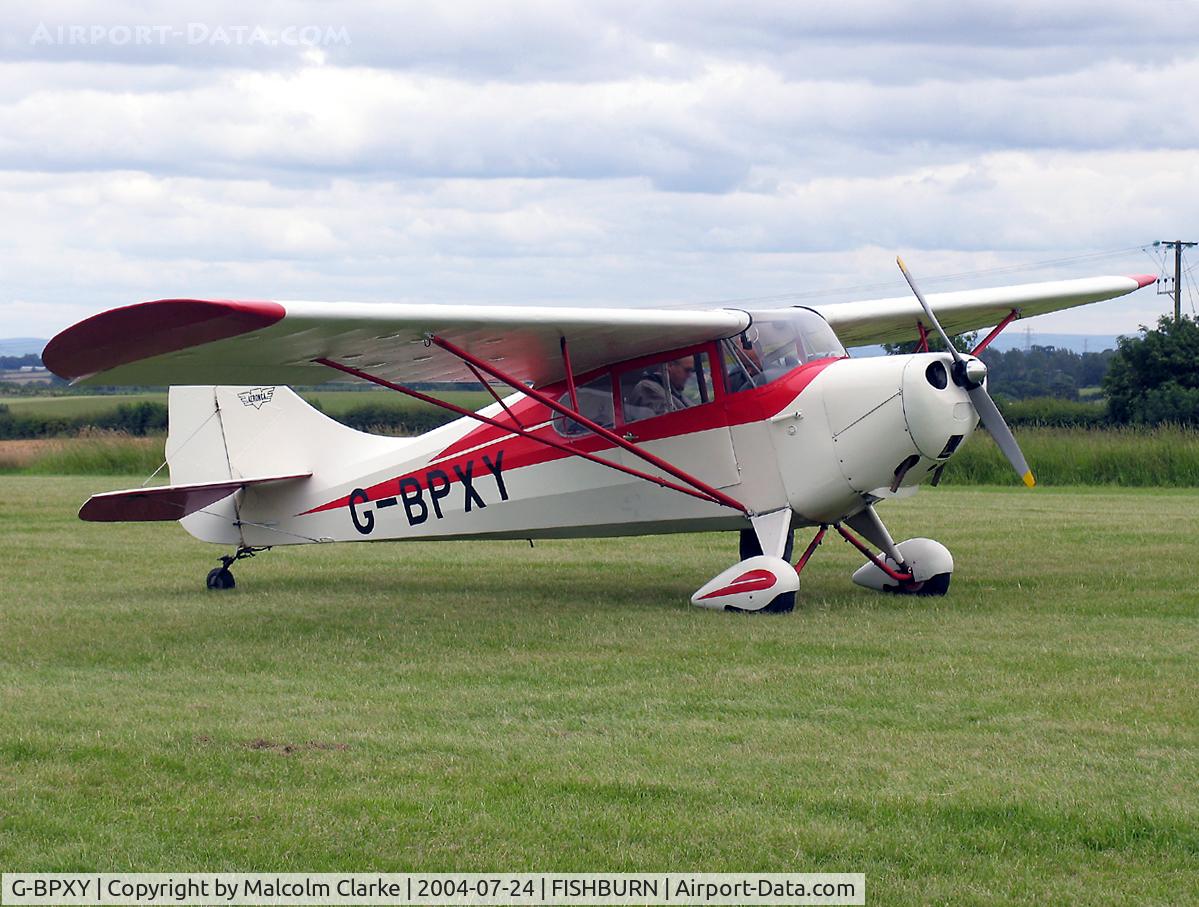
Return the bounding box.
[1129,274,1158,289]
[43,298,285,381]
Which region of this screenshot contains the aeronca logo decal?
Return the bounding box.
[342,449,509,536]
[237,387,275,409]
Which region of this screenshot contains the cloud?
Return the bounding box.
[5,2,1196,77]
[0,1,1196,338]
[2,54,1195,191]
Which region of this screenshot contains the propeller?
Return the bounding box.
[896,256,1036,488]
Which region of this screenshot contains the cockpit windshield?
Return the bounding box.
[722,307,847,392]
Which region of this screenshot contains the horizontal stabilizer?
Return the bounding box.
[79,473,311,522]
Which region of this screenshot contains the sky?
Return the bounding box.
[2,1,1198,342]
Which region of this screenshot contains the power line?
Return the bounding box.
[1154,240,1198,322]
[1143,244,1169,276]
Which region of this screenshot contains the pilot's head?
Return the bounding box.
[667,358,695,391]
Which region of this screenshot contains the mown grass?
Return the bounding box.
[945,425,1199,486]
[1,479,1197,905]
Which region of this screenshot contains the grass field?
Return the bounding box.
[945,425,1199,486]
[5,426,1199,489]
[0,393,167,417]
[0,390,491,419]
[1,478,1195,904]
[0,435,163,474]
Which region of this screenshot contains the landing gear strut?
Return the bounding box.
[205,546,270,591]
[839,524,953,596]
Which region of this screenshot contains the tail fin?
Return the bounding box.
[167,385,388,485]
[165,386,409,544]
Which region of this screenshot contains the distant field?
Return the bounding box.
[0,389,492,420]
[1,479,1196,903]
[0,393,166,418]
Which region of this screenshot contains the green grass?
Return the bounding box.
[0,390,491,420]
[6,425,1199,488]
[20,437,165,476]
[0,393,166,417]
[947,425,1199,486]
[305,389,491,415]
[0,436,165,475]
[1,479,1196,904]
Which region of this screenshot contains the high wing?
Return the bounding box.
[43,273,1154,387]
[43,300,751,387]
[811,274,1156,347]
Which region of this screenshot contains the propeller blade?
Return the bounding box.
[896,256,963,363]
[968,385,1036,487]
[896,256,1035,488]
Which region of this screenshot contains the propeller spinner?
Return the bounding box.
[896,257,1036,488]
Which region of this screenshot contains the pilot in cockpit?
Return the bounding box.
[630,358,695,416]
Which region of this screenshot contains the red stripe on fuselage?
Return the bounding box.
[300,356,841,517]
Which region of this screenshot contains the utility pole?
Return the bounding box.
[1155,240,1197,322]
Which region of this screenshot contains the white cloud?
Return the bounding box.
[0,1,1197,339]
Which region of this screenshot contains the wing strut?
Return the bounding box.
[429,335,748,513]
[459,358,526,429]
[560,337,580,413]
[970,309,1019,356]
[314,353,749,515]
[914,322,930,353]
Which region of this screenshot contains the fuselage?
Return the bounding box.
[171,309,978,549]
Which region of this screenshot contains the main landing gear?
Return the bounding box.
[205,546,270,590]
[838,506,953,596]
[692,504,954,613]
[691,516,799,614]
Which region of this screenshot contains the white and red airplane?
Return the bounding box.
[43,263,1154,612]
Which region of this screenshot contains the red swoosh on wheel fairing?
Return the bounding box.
[697,568,778,600]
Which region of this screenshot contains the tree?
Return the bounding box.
[1104,315,1199,425]
[882,330,978,356]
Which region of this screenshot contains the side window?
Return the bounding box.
[619,352,712,424]
[722,339,763,394]
[553,374,615,437]
[797,315,847,362]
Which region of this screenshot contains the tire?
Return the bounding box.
[883,571,951,597]
[913,572,951,596]
[737,527,797,613]
[206,567,235,590]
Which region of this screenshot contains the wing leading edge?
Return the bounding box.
[44,274,1155,388]
[44,300,751,388]
[811,274,1156,347]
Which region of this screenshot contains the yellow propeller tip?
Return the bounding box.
[1022,471,1036,488]
[896,255,906,269]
